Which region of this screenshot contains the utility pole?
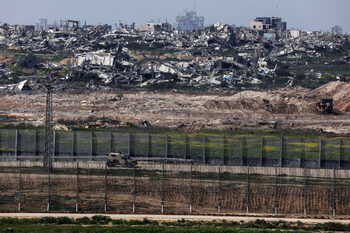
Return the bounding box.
[44,84,53,171]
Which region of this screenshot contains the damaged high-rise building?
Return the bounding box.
[331,25,342,34]
[176,11,204,31]
[251,17,287,31]
[35,18,48,31]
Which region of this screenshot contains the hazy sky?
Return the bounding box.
[1,0,349,33]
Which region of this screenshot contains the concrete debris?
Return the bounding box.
[0,80,28,93]
[0,64,13,79]
[0,22,349,92]
[16,52,39,68]
[77,50,115,67]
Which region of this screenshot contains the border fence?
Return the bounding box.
[1,129,350,169]
[0,161,349,217]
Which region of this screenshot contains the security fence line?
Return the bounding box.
[1,129,350,168]
[0,161,347,217]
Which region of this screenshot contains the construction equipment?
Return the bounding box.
[316,98,333,114]
[106,152,194,168]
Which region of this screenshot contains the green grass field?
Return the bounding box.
[0,216,347,233]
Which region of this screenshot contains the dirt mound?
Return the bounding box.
[56,58,78,66]
[203,98,300,114]
[334,98,350,112]
[313,81,350,112]
[313,81,350,101]
[0,54,16,65]
[203,88,311,114]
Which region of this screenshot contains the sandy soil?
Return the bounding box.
[1,81,350,134]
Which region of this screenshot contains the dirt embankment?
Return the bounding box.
[1,81,350,134]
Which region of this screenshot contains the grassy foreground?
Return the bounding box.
[0,216,349,232]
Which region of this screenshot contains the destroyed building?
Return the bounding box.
[14,25,35,31]
[60,20,80,29]
[0,20,349,93]
[251,17,286,30]
[332,25,342,34]
[137,22,172,32]
[35,18,48,31]
[176,11,204,31]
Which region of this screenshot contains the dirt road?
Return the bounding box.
[0,213,348,223]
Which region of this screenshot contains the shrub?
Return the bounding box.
[128,219,146,225]
[37,217,57,224]
[75,217,91,225]
[112,219,126,225]
[56,217,74,225]
[91,215,111,225]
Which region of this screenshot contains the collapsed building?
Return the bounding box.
[176,11,204,31]
[35,18,48,31]
[137,22,172,32]
[0,20,349,93]
[251,17,287,31]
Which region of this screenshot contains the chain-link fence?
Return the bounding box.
[0,161,349,217]
[2,129,350,168]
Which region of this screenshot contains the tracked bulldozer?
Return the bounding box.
[106,152,194,168]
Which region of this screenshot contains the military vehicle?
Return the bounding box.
[106,152,194,168]
[106,152,136,168]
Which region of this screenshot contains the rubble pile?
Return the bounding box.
[0,22,349,92]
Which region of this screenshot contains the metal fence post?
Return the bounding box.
[202,136,206,164]
[147,134,150,157]
[14,129,18,161]
[76,161,79,212]
[184,135,187,160]
[132,167,136,213]
[18,161,22,211]
[47,160,51,212]
[339,139,342,169]
[246,166,249,213]
[279,137,283,167]
[303,167,307,216]
[90,132,93,161]
[222,137,225,165]
[161,163,165,214]
[165,135,168,158]
[104,163,108,212]
[299,138,303,168]
[128,133,131,157]
[217,165,221,213]
[34,130,37,157]
[332,168,336,217]
[319,139,323,168]
[52,131,56,161]
[241,137,245,166]
[189,164,192,213]
[71,131,75,161]
[260,137,264,166]
[274,166,278,215]
[109,132,113,153]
